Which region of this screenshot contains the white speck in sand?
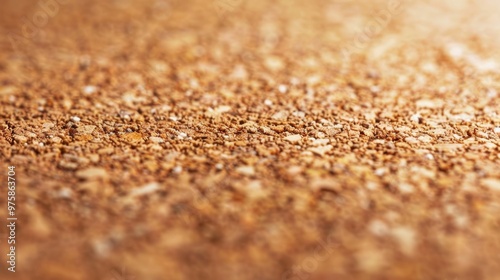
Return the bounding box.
[375,168,386,176]
[130,182,160,197]
[57,188,72,198]
[178,132,187,140]
[236,165,255,176]
[391,226,416,255]
[410,113,420,123]
[278,84,288,93]
[292,111,305,118]
[368,220,389,236]
[447,43,465,58]
[398,183,414,194]
[172,166,183,174]
[149,136,164,143]
[284,134,302,143]
[83,85,97,95]
[487,88,497,99]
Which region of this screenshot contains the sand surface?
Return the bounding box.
[1,0,500,279]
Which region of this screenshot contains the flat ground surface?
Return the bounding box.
[1,0,500,279]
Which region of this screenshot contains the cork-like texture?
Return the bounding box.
[1,0,500,279]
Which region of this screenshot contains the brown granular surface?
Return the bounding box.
[1,0,500,279]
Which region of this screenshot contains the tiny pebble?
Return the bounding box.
[83,85,97,94]
[278,84,288,93]
[172,166,183,174]
[284,134,302,143]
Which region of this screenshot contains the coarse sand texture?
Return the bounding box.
[1,0,500,279]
